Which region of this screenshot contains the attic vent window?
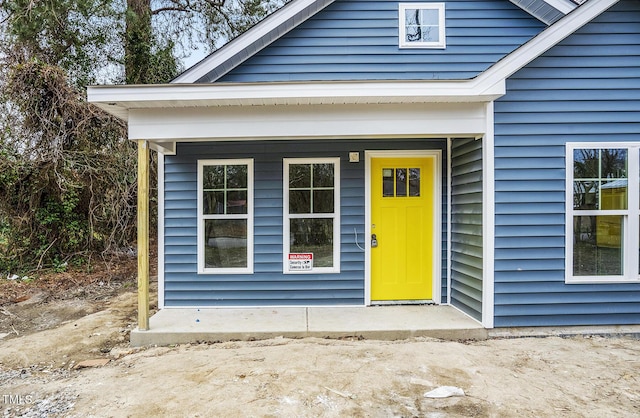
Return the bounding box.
[399,3,446,49]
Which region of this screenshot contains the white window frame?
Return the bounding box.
[283,157,341,274]
[566,143,640,283]
[399,3,446,49]
[197,159,254,274]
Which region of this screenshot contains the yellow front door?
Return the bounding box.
[371,157,434,301]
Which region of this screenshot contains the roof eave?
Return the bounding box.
[88,0,620,121]
[88,80,506,121]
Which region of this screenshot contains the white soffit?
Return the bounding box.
[87,79,506,121]
[544,0,578,14]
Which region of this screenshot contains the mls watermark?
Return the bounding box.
[2,394,35,405]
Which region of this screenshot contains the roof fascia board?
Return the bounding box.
[476,0,619,94]
[87,79,506,120]
[88,80,504,102]
[172,0,335,84]
[543,0,577,14]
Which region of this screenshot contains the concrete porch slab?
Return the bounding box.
[130,305,487,347]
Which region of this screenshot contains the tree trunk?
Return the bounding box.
[125,0,152,84]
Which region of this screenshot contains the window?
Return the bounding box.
[399,3,446,49]
[198,159,253,274]
[383,167,421,197]
[284,158,340,273]
[567,144,640,283]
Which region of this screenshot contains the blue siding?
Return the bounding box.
[450,138,483,321]
[215,0,544,83]
[493,1,640,327]
[163,139,447,307]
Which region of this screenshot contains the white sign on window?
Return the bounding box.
[288,253,313,271]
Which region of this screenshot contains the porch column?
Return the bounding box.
[137,139,150,330]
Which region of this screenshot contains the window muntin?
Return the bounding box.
[567,145,639,283]
[382,167,421,197]
[198,159,253,274]
[573,148,627,211]
[284,158,340,273]
[399,3,446,49]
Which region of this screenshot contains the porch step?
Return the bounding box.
[130,305,487,347]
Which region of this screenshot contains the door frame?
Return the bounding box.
[364,150,443,305]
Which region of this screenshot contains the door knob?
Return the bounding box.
[371,234,378,248]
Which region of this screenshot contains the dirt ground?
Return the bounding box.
[1,262,639,417]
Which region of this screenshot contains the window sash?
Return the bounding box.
[399,3,446,49]
[566,144,640,283]
[198,159,254,274]
[283,158,340,274]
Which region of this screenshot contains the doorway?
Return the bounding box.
[368,152,441,303]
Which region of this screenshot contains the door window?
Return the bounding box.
[382,167,421,197]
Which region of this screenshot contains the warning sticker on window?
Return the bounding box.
[288,253,313,271]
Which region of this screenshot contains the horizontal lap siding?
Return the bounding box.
[450,138,483,320]
[163,139,447,307]
[493,1,640,327]
[217,0,544,82]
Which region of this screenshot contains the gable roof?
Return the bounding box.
[173,0,581,84]
[173,0,334,84]
[89,0,618,122]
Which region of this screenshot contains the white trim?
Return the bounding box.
[172,0,331,83]
[88,80,505,121]
[482,102,495,329]
[364,154,372,304]
[149,141,176,156]
[446,138,452,305]
[565,143,640,284]
[157,152,165,310]
[197,159,254,274]
[628,150,640,282]
[543,0,578,14]
[398,3,446,49]
[283,157,341,274]
[364,150,442,306]
[127,103,488,142]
